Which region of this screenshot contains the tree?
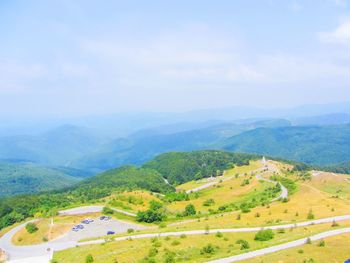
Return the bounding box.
[85,254,94,263]
[183,204,196,216]
[25,223,38,234]
[254,229,274,241]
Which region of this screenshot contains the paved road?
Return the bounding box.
[59,205,136,217]
[2,211,350,262]
[79,214,350,246]
[256,173,288,201]
[185,166,267,194]
[207,227,350,263]
[0,215,144,261]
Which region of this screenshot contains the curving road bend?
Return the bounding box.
[256,173,288,201]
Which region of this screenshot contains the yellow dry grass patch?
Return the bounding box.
[54,221,350,263]
[155,178,350,232]
[242,232,350,263]
[176,161,263,192]
[168,174,272,214]
[306,171,350,200]
[103,190,161,213]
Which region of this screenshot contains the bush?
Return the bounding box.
[236,239,250,250]
[216,231,223,238]
[127,228,134,234]
[85,254,94,263]
[25,223,38,234]
[318,239,325,247]
[203,199,215,207]
[171,240,180,246]
[183,204,196,216]
[102,207,114,215]
[307,210,315,220]
[148,247,158,257]
[254,229,274,241]
[200,244,216,254]
[164,251,176,263]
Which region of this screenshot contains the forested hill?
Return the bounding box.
[0,150,259,230]
[143,151,260,185]
[0,161,82,197]
[223,124,350,166]
[77,166,174,195]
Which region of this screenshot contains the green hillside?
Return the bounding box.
[143,150,260,185]
[0,162,82,197]
[78,166,174,194]
[0,164,173,230]
[223,124,350,166]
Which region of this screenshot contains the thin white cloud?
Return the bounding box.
[290,1,302,12]
[319,20,350,45]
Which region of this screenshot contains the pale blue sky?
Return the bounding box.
[1,0,350,117]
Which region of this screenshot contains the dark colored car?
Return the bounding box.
[107,231,115,235]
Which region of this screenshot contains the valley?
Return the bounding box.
[1,152,350,262]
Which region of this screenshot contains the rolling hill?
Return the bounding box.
[0,161,83,197]
[223,124,350,166]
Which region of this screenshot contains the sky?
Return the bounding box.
[1,0,350,117]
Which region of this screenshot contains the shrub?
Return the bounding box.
[216,231,223,238]
[180,234,186,239]
[85,254,94,263]
[183,204,196,216]
[236,239,250,250]
[307,210,315,220]
[127,228,134,233]
[254,229,274,241]
[200,244,216,254]
[318,239,325,247]
[102,207,114,215]
[171,240,180,246]
[164,251,176,263]
[203,199,215,207]
[25,223,38,234]
[148,247,158,257]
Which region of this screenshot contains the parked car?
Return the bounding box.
[76,224,84,229]
[100,216,111,221]
[72,227,79,232]
[81,220,90,224]
[107,231,115,235]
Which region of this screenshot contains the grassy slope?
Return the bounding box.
[53,221,350,263]
[241,232,350,263]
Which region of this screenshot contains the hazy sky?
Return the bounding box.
[1,0,350,117]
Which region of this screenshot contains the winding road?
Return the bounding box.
[2,213,350,262]
[0,160,347,262]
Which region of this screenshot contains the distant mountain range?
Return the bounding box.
[2,102,350,197]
